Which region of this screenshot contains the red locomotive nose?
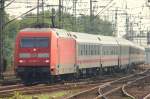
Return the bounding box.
[17,37,50,66]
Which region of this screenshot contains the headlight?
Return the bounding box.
[45,60,49,63]
[19,60,24,63]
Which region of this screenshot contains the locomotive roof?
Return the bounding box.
[20,28,52,32]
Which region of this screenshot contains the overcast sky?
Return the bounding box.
[5,0,150,37]
[5,0,147,17]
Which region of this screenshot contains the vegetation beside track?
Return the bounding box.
[1,89,86,99]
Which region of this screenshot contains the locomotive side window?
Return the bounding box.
[20,37,49,48]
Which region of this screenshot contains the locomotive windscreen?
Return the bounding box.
[20,37,49,48]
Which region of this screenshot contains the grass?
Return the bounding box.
[0,86,85,99]
[0,91,68,99]
[24,91,67,99]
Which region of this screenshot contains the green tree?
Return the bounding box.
[77,15,113,36]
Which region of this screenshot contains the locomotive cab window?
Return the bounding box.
[20,37,49,48]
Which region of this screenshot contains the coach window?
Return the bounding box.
[93,45,95,55]
[94,45,97,55]
[94,45,96,55]
[115,47,117,55]
[94,45,95,55]
[85,44,87,55]
[83,45,85,55]
[95,45,97,55]
[89,45,90,55]
[80,45,82,55]
[108,49,110,55]
[97,46,99,55]
[93,45,94,55]
[91,45,93,55]
[112,47,114,55]
[86,44,88,55]
[114,47,116,55]
[97,45,99,55]
[103,47,105,55]
[89,45,91,55]
[82,45,84,56]
[85,44,86,55]
[96,45,98,55]
[80,45,82,56]
[81,45,83,56]
[88,45,90,55]
[108,48,110,55]
[113,47,114,55]
[102,47,104,55]
[105,47,107,55]
[84,44,86,55]
[106,47,108,55]
[111,49,113,55]
[110,47,112,55]
[87,45,89,55]
[116,47,118,55]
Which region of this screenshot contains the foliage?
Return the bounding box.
[10,91,24,99]
[4,20,19,66]
[1,91,67,99]
[76,15,113,35]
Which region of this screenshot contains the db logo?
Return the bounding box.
[31,53,37,58]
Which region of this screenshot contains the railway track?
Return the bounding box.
[0,83,90,97]
[98,73,150,99]
[0,67,146,98]
[123,72,150,99]
[0,74,121,98]
[144,94,150,99]
[65,69,150,99]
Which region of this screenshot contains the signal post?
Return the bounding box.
[0,0,5,79]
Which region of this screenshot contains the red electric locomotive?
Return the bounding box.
[14,28,76,82]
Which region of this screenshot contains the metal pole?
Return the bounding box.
[61,0,64,28]
[42,0,44,24]
[73,0,77,31]
[37,0,40,23]
[90,0,92,24]
[113,7,118,37]
[59,0,62,28]
[0,0,4,78]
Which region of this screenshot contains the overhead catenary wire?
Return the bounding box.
[94,0,115,19]
[3,0,15,8]
[4,6,39,26]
